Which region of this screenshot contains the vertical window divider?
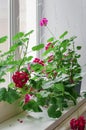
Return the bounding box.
[8,0,20,81]
[36,0,44,58]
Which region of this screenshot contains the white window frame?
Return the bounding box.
[9,0,20,59]
[36,0,44,58]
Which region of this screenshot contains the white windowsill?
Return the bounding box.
[0,98,86,130]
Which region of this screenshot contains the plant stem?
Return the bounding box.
[46,26,57,40]
[18,37,30,71]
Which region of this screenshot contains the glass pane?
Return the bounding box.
[0,0,9,52]
[0,0,9,87]
[19,0,36,57]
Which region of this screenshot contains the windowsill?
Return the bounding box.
[0,98,86,130]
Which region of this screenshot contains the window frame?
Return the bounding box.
[36,0,44,58]
[8,0,20,59]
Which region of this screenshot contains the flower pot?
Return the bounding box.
[0,100,22,123]
[74,81,81,94]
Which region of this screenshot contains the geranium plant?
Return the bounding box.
[0,18,85,118]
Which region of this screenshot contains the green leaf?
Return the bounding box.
[47,37,54,42]
[36,93,46,106]
[32,43,44,51]
[48,105,62,118]
[51,97,57,104]
[64,92,76,105]
[18,56,33,65]
[8,83,15,88]
[0,78,5,83]
[53,83,64,92]
[0,88,6,101]
[31,64,44,72]
[42,80,54,89]
[24,30,34,37]
[0,36,8,44]
[59,31,68,39]
[7,66,17,72]
[21,38,29,42]
[10,42,23,51]
[5,88,20,104]
[76,46,82,50]
[30,79,43,90]
[2,42,23,56]
[75,54,81,58]
[23,100,42,112]
[42,48,54,56]
[60,39,70,48]
[27,56,33,61]
[12,32,24,41]
[39,91,50,98]
[70,36,77,41]
[60,39,70,53]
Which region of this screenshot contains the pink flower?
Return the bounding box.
[27,64,31,71]
[25,94,32,104]
[33,58,40,63]
[45,42,53,50]
[48,55,54,62]
[40,18,48,26]
[33,58,45,66]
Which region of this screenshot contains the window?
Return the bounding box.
[0,0,37,87]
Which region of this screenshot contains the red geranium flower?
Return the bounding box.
[70,116,86,130]
[70,118,78,130]
[12,71,29,88]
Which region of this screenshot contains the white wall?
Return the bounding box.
[41,0,86,91]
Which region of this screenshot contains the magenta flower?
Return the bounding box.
[48,55,54,62]
[27,64,31,71]
[45,42,53,50]
[33,58,45,66]
[70,118,78,130]
[78,116,86,130]
[40,18,48,26]
[12,71,29,88]
[25,94,32,104]
[70,116,86,130]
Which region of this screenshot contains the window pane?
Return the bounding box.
[19,0,36,57]
[0,0,9,52]
[0,0,9,87]
[0,0,37,88]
